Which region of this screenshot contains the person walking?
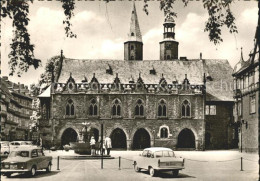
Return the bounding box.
[90,136,96,156]
[104,136,112,155]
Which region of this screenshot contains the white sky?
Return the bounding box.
[1,1,258,86]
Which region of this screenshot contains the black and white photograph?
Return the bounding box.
[1,0,259,180]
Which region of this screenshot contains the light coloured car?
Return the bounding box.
[133,147,185,177]
[0,141,10,155]
[9,141,39,152]
[1,148,52,178]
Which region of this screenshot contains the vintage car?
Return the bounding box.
[0,141,10,155]
[1,148,52,178]
[133,147,185,177]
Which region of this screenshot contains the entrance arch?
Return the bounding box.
[177,128,195,149]
[110,128,127,149]
[133,128,150,149]
[61,128,78,146]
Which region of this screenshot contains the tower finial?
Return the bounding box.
[240,47,244,62]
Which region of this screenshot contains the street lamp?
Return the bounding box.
[240,119,248,153]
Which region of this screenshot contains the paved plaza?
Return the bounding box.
[1,150,258,181]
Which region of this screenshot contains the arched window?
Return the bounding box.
[112,99,121,116]
[158,99,167,117]
[182,100,191,117]
[135,99,144,116]
[131,45,134,50]
[160,127,168,138]
[66,99,74,116]
[89,98,98,116]
[131,32,134,36]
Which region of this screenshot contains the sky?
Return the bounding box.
[1,0,258,86]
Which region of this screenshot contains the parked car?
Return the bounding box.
[9,141,39,152]
[133,147,185,177]
[0,141,10,155]
[1,148,52,178]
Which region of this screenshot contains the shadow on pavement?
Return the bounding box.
[6,171,59,179]
[138,170,196,179]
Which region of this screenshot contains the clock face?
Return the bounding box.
[166,43,172,49]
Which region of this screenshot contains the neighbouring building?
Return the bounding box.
[38,3,235,150]
[233,47,259,152]
[0,77,34,141]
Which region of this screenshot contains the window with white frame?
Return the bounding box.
[205,105,216,115]
[160,127,168,138]
[250,95,256,114]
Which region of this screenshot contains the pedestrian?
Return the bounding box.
[104,136,112,155]
[95,141,101,155]
[90,136,96,156]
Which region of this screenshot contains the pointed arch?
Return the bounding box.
[158,99,167,117]
[135,99,144,116]
[112,98,122,116]
[181,99,191,117]
[89,98,98,116]
[66,99,75,116]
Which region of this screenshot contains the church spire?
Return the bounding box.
[128,1,142,42]
[124,1,143,61]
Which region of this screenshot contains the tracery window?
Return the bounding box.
[66,99,74,116]
[135,99,144,116]
[112,99,121,116]
[158,99,167,117]
[181,100,191,117]
[89,98,98,116]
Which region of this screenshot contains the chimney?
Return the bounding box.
[200,52,202,60]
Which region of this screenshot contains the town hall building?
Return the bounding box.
[38,3,235,150]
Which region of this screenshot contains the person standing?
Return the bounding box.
[104,136,112,155]
[90,136,96,156]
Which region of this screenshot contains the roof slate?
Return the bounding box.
[57,58,234,102]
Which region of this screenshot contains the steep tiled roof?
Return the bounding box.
[58,59,205,85]
[57,58,234,102]
[203,59,234,101]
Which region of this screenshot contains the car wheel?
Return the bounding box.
[46,163,51,172]
[149,167,156,177]
[5,173,12,178]
[172,170,179,177]
[134,163,141,172]
[30,166,37,177]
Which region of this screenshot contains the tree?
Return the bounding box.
[1,0,258,76]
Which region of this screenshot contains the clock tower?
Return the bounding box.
[160,16,179,60]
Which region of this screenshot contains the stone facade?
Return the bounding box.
[40,78,205,150]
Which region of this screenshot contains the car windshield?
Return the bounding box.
[9,151,29,158]
[155,151,175,158]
